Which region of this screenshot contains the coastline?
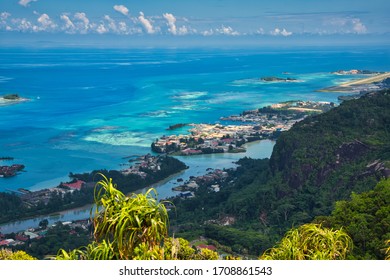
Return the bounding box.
[1,66,387,234]
[0,139,275,234]
[318,72,390,92]
[0,97,29,106]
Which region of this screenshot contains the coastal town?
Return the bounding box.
[0,219,90,248]
[151,100,336,156]
[1,69,389,258]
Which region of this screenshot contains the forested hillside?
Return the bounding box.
[171,89,390,258]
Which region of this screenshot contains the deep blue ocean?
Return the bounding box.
[1,47,389,193]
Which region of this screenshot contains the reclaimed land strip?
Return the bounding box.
[319,72,390,92]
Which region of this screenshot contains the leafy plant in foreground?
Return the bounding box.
[260,223,353,260]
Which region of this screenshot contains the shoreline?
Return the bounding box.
[0,97,29,106]
[318,72,390,92]
[0,139,275,234]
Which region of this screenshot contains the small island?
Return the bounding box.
[0,164,25,178]
[0,93,28,106]
[260,76,298,82]
[166,123,189,130]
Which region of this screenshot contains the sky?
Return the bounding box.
[0,0,389,47]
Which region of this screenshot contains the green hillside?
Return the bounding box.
[171,89,390,258]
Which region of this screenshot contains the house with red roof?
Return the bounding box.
[62,180,85,190]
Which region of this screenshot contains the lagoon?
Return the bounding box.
[0,139,274,234]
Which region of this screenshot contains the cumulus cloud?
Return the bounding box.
[37,13,57,30]
[324,17,367,34]
[73,12,91,34]
[216,25,240,36]
[60,14,75,33]
[256,28,265,35]
[0,12,11,21]
[162,13,189,35]
[18,0,37,7]
[138,12,155,34]
[113,5,129,17]
[270,27,292,36]
[163,13,177,34]
[201,29,214,36]
[351,18,367,34]
[10,18,33,32]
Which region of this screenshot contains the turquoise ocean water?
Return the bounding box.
[0,47,389,194]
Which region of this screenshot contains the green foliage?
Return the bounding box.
[14,221,91,259]
[316,178,390,259]
[56,175,219,260]
[0,249,36,260]
[204,224,272,256]
[260,224,353,260]
[385,240,390,260]
[91,174,169,259]
[163,237,219,260]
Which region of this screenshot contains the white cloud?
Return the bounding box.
[351,18,367,34]
[324,17,367,34]
[163,13,177,35]
[113,5,129,17]
[11,18,33,32]
[256,28,265,35]
[270,27,292,36]
[60,14,75,33]
[96,24,108,34]
[36,13,57,31]
[217,25,240,36]
[18,0,37,7]
[138,12,155,34]
[201,29,214,36]
[74,12,91,34]
[162,13,190,35]
[177,25,189,35]
[1,12,11,20]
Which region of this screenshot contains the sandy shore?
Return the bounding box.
[318,72,390,92]
[0,97,29,106]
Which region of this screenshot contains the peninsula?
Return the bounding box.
[152,100,335,156]
[319,71,390,92]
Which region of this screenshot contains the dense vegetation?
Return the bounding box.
[170,90,390,258]
[10,221,92,259]
[0,156,186,224]
[56,176,218,260]
[260,223,353,260]
[315,178,390,259]
[0,249,36,260]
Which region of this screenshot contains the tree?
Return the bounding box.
[56,175,220,260]
[0,249,36,260]
[39,219,49,229]
[318,178,390,259]
[260,223,353,260]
